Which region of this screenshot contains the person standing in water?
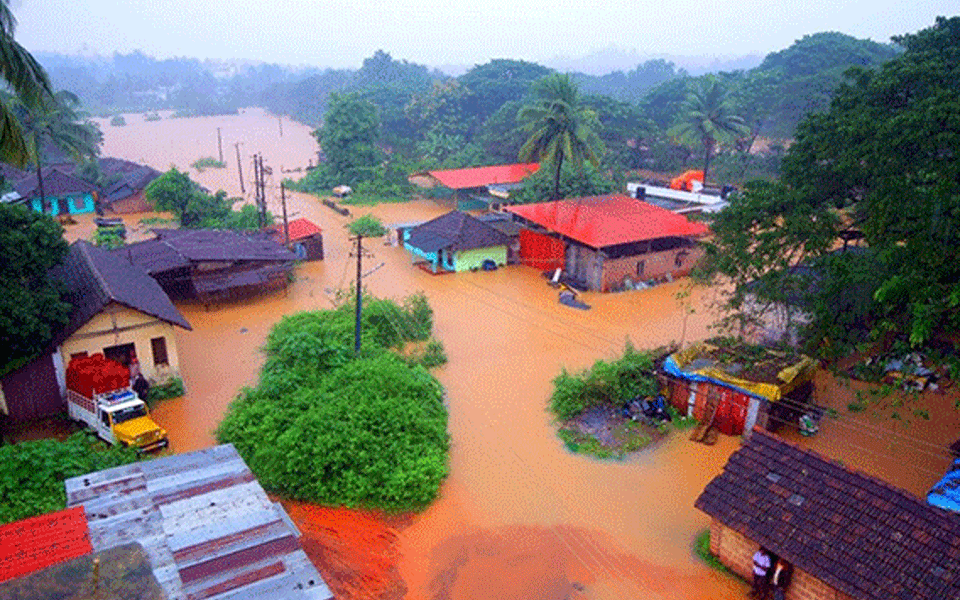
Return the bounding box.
[770,557,794,600]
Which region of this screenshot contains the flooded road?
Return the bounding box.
[77,109,960,599]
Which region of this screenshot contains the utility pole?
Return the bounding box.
[280,182,289,244]
[278,117,283,138]
[217,127,224,163]
[252,154,262,229]
[235,142,244,193]
[257,154,267,229]
[354,235,363,354]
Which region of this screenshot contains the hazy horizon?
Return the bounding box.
[12,0,954,72]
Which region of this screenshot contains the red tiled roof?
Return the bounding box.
[0,507,92,583]
[424,163,539,190]
[286,218,322,241]
[696,430,960,600]
[505,194,709,248]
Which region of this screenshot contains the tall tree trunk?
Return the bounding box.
[702,138,713,186]
[552,154,564,201]
[36,162,46,215]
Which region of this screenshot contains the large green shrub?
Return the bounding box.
[216,294,448,512]
[550,345,658,419]
[0,432,138,525]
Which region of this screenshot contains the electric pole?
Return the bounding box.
[257,154,267,229]
[280,182,289,244]
[354,235,363,354]
[217,127,224,163]
[252,154,262,229]
[278,117,283,137]
[235,142,244,193]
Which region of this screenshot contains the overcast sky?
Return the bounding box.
[11,0,956,70]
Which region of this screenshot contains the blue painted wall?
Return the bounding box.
[30,193,96,215]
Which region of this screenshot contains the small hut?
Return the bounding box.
[404,211,510,273]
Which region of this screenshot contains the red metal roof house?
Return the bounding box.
[505,194,709,292]
[410,163,539,211]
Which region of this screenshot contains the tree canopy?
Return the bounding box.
[0,204,71,375]
[317,92,383,185]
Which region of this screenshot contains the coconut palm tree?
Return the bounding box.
[0,0,53,167]
[518,73,601,201]
[668,77,750,185]
[13,90,102,213]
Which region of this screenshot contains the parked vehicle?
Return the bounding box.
[65,354,168,452]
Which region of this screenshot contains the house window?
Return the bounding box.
[637,260,646,278]
[104,343,135,366]
[151,337,169,366]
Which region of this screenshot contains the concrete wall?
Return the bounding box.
[454,246,507,272]
[710,520,857,600]
[600,244,705,292]
[30,193,96,215]
[59,303,183,384]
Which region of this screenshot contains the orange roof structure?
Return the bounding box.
[421,163,539,190]
[285,217,322,241]
[0,507,92,583]
[505,194,710,248]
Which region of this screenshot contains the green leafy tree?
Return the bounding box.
[510,162,615,205]
[347,214,388,238]
[13,90,102,213]
[317,92,383,185]
[144,168,235,228]
[0,0,53,167]
[475,100,528,164]
[518,73,602,201]
[458,59,553,126]
[668,76,749,184]
[0,204,70,374]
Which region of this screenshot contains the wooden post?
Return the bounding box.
[280,182,289,244]
[235,142,244,193]
[252,154,262,229]
[217,127,224,163]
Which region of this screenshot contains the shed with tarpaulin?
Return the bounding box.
[661,341,818,439]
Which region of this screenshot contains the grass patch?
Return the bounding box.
[557,417,656,461]
[694,530,743,580]
[138,216,177,226]
[191,157,226,172]
[667,404,699,430]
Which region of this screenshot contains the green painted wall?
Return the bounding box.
[455,246,507,272]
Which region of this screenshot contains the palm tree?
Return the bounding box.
[14,90,102,213]
[518,73,601,201]
[0,0,53,167]
[668,77,750,185]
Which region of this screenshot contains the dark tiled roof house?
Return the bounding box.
[403,210,510,273]
[696,430,960,600]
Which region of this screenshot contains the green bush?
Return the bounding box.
[147,377,185,403]
[110,115,126,127]
[216,295,449,512]
[549,345,658,419]
[0,432,139,525]
[191,157,226,172]
[144,112,161,122]
[92,228,125,249]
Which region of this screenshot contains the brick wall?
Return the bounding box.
[711,521,858,600]
[600,244,705,292]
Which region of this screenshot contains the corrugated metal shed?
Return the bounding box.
[0,507,92,583]
[64,444,334,600]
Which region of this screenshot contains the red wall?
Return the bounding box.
[518,229,565,271]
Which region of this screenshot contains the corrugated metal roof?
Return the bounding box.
[0,507,92,583]
[505,194,710,248]
[420,163,539,190]
[64,444,334,600]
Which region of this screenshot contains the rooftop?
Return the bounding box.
[65,444,334,600]
[120,229,297,275]
[505,194,710,248]
[0,507,92,584]
[50,240,192,345]
[696,430,960,600]
[417,163,539,190]
[13,168,98,199]
[406,210,510,253]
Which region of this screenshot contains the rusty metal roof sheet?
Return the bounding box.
[64,444,333,600]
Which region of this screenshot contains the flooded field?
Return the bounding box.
[69,109,960,599]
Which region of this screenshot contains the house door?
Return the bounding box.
[104,343,136,367]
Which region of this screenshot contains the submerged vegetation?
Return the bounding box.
[216,293,449,512]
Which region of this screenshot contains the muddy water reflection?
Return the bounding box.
[88,111,959,600]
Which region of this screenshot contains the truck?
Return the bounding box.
[65,354,168,452]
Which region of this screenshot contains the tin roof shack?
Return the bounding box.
[64,444,334,600]
[0,241,191,424]
[409,163,539,211]
[120,229,297,303]
[269,217,324,261]
[505,194,709,292]
[696,430,960,600]
[662,340,817,440]
[404,211,510,273]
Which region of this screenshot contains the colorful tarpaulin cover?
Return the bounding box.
[664,343,818,402]
[928,459,960,514]
[0,507,92,583]
[422,163,539,190]
[505,194,709,248]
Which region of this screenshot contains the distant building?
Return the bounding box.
[404,211,510,273]
[697,430,960,600]
[410,163,539,211]
[98,158,164,214]
[505,194,709,291]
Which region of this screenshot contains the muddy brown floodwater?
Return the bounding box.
[70,108,960,600]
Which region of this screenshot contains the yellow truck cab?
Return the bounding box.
[73,388,169,452]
